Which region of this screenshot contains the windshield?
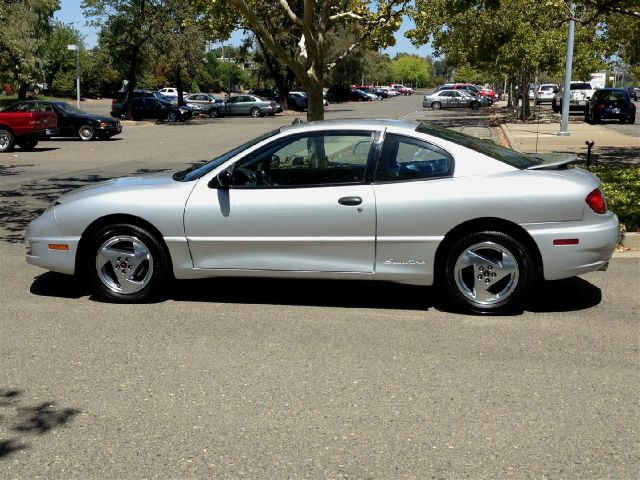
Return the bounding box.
[416,123,543,169]
[173,128,282,181]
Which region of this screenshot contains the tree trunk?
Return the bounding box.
[17,82,28,101]
[305,79,324,122]
[519,70,531,121]
[176,68,184,106]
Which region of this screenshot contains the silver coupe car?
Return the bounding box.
[423,90,484,110]
[25,119,618,314]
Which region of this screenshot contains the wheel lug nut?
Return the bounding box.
[479,266,484,272]
[487,265,492,270]
[121,269,126,274]
[477,274,483,280]
[485,278,491,283]
[492,272,497,278]
[118,257,122,261]
[129,265,133,269]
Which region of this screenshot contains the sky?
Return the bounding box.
[54,0,433,58]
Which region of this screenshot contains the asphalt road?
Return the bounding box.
[1,94,638,478]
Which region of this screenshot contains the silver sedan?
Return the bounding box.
[423,90,483,110]
[26,119,618,314]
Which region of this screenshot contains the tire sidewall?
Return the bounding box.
[87,223,169,303]
[442,231,533,314]
[78,125,95,141]
[0,128,16,152]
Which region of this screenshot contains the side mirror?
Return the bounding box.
[209,169,231,189]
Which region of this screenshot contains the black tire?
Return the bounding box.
[0,128,16,153]
[78,124,95,141]
[431,101,442,110]
[209,108,219,118]
[87,223,170,303]
[470,101,480,110]
[629,115,636,124]
[18,139,38,150]
[166,111,177,122]
[250,107,262,118]
[442,231,534,314]
[552,102,560,113]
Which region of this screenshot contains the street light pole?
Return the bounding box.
[558,2,575,136]
[67,44,80,109]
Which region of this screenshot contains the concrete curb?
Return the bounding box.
[498,123,516,149]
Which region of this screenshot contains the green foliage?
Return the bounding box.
[51,69,76,97]
[591,165,640,232]
[390,55,432,86]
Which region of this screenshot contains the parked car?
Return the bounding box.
[423,90,482,110]
[585,88,636,124]
[390,84,413,95]
[287,91,308,111]
[4,100,122,141]
[111,97,193,122]
[248,88,278,100]
[25,119,619,314]
[552,82,595,112]
[184,93,225,117]
[0,103,57,152]
[326,86,373,103]
[157,87,179,99]
[535,84,559,104]
[217,95,281,117]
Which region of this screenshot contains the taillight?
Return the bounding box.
[596,104,605,110]
[585,188,606,214]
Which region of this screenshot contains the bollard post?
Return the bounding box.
[585,141,595,168]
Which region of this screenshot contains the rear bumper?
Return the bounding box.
[523,213,619,281]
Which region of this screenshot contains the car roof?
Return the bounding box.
[280,118,418,134]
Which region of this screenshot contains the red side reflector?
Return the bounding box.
[48,244,69,251]
[553,239,579,246]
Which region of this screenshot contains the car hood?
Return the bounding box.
[57,171,180,205]
[68,112,117,123]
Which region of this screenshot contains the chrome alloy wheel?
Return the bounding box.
[95,235,154,295]
[0,129,12,151]
[78,125,94,141]
[453,241,519,305]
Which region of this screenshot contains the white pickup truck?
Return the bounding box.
[552,81,596,112]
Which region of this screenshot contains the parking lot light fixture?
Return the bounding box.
[67,44,80,109]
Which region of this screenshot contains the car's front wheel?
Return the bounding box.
[431,101,442,110]
[209,108,219,118]
[0,128,16,153]
[442,231,534,314]
[78,124,95,141]
[166,111,177,122]
[88,223,170,303]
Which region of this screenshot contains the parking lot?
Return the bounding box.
[1,95,638,478]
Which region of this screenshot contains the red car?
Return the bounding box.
[0,106,57,152]
[449,83,497,102]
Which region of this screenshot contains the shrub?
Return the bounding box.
[590,165,640,232]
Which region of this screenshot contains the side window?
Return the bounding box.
[13,103,36,112]
[375,134,454,182]
[229,132,374,188]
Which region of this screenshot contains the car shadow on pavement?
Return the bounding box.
[525,276,601,312]
[0,388,79,459]
[30,272,602,314]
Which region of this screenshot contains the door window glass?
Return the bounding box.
[375,134,453,182]
[229,132,374,187]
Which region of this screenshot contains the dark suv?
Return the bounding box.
[585,88,635,124]
[111,97,192,122]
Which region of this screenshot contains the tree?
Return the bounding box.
[197,0,410,120]
[0,0,59,99]
[390,54,432,87]
[83,0,160,117]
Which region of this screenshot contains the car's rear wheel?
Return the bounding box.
[0,128,16,152]
[78,124,95,141]
[629,115,636,124]
[431,102,442,110]
[88,223,169,303]
[209,108,219,118]
[443,231,533,314]
[470,101,480,110]
[250,107,262,118]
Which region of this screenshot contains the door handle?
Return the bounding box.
[338,196,362,206]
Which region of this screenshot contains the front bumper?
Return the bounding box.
[25,207,79,275]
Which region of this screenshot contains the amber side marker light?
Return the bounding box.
[48,244,69,251]
[553,239,580,246]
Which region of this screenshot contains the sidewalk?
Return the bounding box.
[500,115,639,166]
